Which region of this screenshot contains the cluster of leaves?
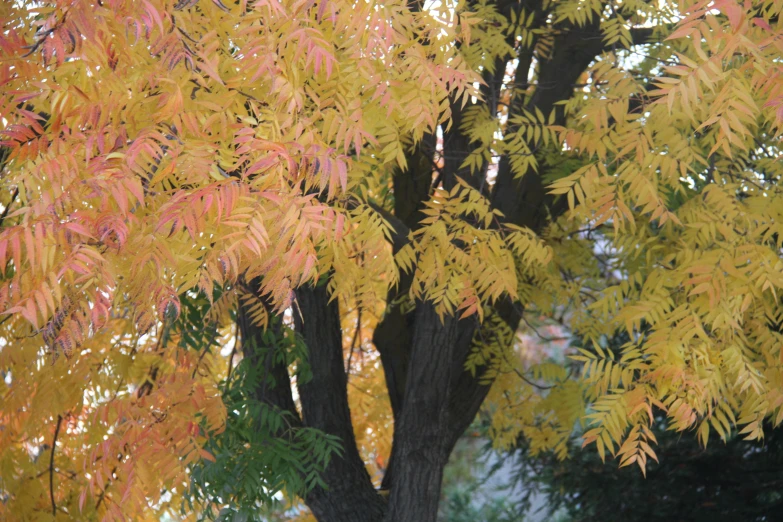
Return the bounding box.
[188,317,341,522]
[0,0,477,354]
[395,179,553,320]
[0,304,228,520]
[479,327,783,522]
[469,0,783,475]
[0,0,475,518]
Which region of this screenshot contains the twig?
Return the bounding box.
[192,323,220,379]
[23,27,58,58]
[225,323,239,390]
[94,465,119,510]
[348,380,380,399]
[0,187,18,228]
[345,305,362,378]
[520,313,570,343]
[49,415,63,516]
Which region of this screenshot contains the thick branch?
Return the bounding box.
[444,298,522,454]
[236,290,300,420]
[294,283,386,522]
[379,6,667,520]
[373,135,435,432]
[366,201,410,255]
[391,133,437,231]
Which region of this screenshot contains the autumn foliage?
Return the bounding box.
[2,0,783,520]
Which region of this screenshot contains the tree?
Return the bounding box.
[2,0,783,521]
[508,417,783,522]
[496,329,783,522]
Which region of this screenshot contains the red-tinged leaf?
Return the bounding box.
[337,159,348,193]
[245,156,279,176]
[196,52,225,85]
[24,225,35,269]
[199,448,216,462]
[13,91,42,104]
[23,298,38,328]
[302,254,317,280]
[334,212,345,242]
[753,18,773,31]
[64,222,95,239]
[34,289,48,319]
[666,24,696,41]
[259,191,282,204]
[3,306,23,316]
[142,0,166,34]
[222,220,249,228]
[78,486,89,512]
[714,0,743,29]
[124,177,145,206]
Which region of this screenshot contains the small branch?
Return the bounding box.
[519,313,570,343]
[430,169,443,191]
[348,380,380,399]
[23,27,57,58]
[345,305,362,378]
[192,323,220,379]
[94,465,119,510]
[0,187,18,228]
[348,198,411,253]
[49,415,63,516]
[224,323,239,391]
[512,366,556,390]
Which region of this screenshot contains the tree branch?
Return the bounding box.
[365,201,410,254]
[236,279,300,421]
[0,187,18,229]
[294,283,386,522]
[49,414,63,516]
[384,302,465,522]
[372,135,435,440]
[345,305,361,378]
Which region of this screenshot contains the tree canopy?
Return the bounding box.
[1,0,783,520]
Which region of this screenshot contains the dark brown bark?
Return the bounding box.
[383,303,469,522]
[374,135,435,429]
[377,16,606,522]
[294,283,387,522]
[492,18,605,227]
[236,281,385,522]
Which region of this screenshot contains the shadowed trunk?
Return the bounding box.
[294,284,388,521]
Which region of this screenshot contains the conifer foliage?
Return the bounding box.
[1,0,783,520]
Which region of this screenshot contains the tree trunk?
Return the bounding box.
[233,3,663,518]
[384,304,461,522]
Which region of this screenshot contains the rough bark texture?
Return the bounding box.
[384,304,459,521]
[233,4,664,520]
[294,284,387,522]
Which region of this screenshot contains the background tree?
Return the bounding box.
[490,328,783,522]
[3,1,783,522]
[507,417,783,522]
